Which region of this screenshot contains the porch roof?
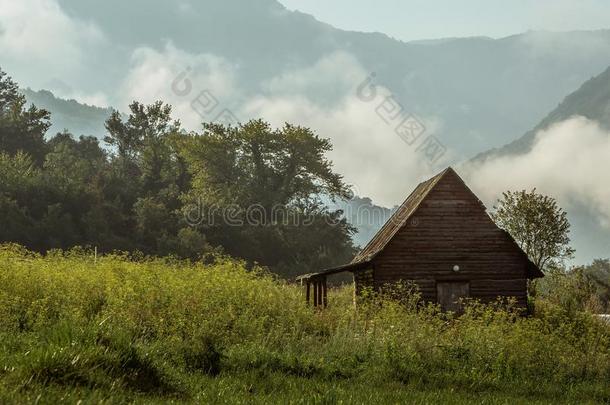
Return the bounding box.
[295,260,372,282]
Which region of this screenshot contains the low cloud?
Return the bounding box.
[242,90,445,207]
[118,42,239,129]
[262,52,366,102]
[0,0,107,102]
[242,52,450,206]
[463,116,610,227]
[118,47,450,206]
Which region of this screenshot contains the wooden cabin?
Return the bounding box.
[297,167,543,311]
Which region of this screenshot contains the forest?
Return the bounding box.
[0,69,355,279]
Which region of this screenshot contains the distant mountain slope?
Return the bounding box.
[466,65,610,263]
[473,66,610,161]
[24,1,610,158]
[332,196,395,248]
[21,89,112,139]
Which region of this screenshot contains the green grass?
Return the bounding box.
[0,244,609,404]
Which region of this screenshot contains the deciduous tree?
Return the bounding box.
[492,189,575,272]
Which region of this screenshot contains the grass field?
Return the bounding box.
[0,244,609,404]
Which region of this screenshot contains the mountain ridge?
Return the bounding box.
[30,1,610,158]
[21,88,113,139]
[472,65,610,161]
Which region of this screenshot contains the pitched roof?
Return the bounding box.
[351,167,460,264]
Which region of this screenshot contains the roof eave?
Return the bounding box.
[526,261,545,279]
[296,260,372,281]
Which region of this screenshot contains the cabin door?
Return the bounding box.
[437,282,470,312]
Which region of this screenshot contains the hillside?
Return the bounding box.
[474,66,610,160]
[21,88,112,139]
[11,0,610,158]
[332,196,395,247]
[466,65,610,264]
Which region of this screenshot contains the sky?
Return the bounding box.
[280,0,610,41]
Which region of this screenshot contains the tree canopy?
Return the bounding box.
[492,189,575,272]
[0,70,50,164]
[178,120,355,276]
[0,68,356,277]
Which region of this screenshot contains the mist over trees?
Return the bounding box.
[0,68,355,277]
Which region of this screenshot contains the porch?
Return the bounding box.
[296,261,372,307]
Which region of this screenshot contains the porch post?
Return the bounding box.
[317,279,323,308]
[322,277,328,307]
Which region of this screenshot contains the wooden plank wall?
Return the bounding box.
[371,170,530,307]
